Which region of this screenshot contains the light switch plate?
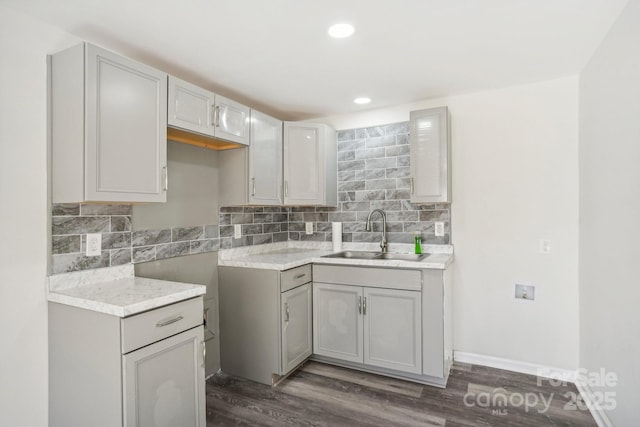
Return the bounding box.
[234,224,242,239]
[305,222,313,235]
[539,239,552,254]
[434,222,445,237]
[86,233,101,257]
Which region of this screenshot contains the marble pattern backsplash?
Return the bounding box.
[51,204,220,274]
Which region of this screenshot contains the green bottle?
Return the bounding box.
[414,231,422,254]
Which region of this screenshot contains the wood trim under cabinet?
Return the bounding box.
[167,127,243,151]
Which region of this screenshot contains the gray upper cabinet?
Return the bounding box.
[218,109,283,206]
[283,122,337,206]
[409,107,451,203]
[168,76,250,146]
[250,110,283,205]
[168,76,215,137]
[51,43,168,203]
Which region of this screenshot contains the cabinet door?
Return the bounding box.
[250,110,283,205]
[283,122,324,205]
[168,76,215,137]
[86,44,167,202]
[214,95,250,145]
[313,283,363,363]
[363,287,422,374]
[123,327,205,427]
[281,283,312,374]
[409,107,450,203]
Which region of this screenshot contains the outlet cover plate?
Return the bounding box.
[435,222,445,237]
[305,222,313,235]
[86,233,101,257]
[234,224,242,239]
[515,284,535,301]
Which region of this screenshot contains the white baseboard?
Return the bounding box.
[454,351,613,427]
[574,379,613,427]
[453,351,576,382]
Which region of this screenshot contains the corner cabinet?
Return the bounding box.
[219,264,312,385]
[167,76,250,146]
[49,297,206,427]
[218,110,283,206]
[409,107,451,203]
[283,122,337,206]
[312,264,453,387]
[51,42,168,203]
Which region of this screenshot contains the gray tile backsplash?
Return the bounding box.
[51,203,220,274]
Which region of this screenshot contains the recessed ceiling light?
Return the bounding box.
[328,23,355,39]
[353,97,371,105]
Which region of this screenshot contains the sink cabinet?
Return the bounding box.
[219,264,312,385]
[49,297,206,427]
[312,264,452,386]
[51,42,168,203]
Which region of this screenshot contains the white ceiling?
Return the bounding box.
[2,0,628,120]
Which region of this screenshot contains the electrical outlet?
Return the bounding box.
[234,224,242,239]
[515,284,535,301]
[86,233,102,257]
[434,222,445,237]
[305,222,313,235]
[539,239,552,254]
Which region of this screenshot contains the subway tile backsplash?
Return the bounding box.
[51,120,450,273]
[51,203,220,274]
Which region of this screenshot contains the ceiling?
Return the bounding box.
[2,0,628,120]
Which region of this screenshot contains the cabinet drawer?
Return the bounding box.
[313,265,421,291]
[281,264,312,292]
[121,297,203,354]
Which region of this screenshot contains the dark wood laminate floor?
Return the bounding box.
[206,361,597,426]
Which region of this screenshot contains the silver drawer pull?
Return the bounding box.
[156,315,184,327]
[293,273,306,279]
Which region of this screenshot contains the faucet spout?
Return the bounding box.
[365,209,388,252]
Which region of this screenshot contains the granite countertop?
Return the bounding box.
[47,264,206,317]
[218,241,454,271]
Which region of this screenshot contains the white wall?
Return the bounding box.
[579,0,640,424]
[0,7,78,426]
[319,77,580,370]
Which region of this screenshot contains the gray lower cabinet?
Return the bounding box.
[219,264,312,385]
[312,264,453,387]
[49,297,206,427]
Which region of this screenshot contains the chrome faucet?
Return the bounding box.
[365,209,388,252]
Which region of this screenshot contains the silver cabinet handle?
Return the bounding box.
[284,181,288,197]
[156,315,183,327]
[285,303,290,322]
[410,177,414,195]
[293,273,306,279]
[201,340,206,368]
[363,297,367,315]
[210,105,216,127]
[251,177,256,197]
[214,105,221,127]
[162,166,168,192]
[358,296,362,314]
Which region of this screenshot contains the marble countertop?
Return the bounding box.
[218,241,454,271]
[47,265,206,317]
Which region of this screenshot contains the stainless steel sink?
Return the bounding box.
[323,251,383,259]
[377,252,430,261]
[322,251,430,262]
